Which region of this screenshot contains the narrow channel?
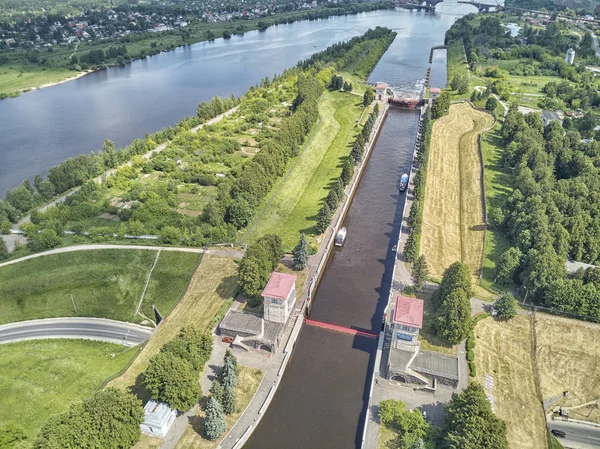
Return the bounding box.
[244,108,419,449]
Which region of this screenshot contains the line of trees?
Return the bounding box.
[143,326,213,412]
[315,104,380,234]
[404,108,432,263]
[205,349,239,440]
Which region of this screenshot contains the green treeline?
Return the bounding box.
[0,27,396,253]
[315,103,381,233]
[404,108,432,263]
[493,106,600,319]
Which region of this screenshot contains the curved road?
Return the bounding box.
[0,318,153,347]
[549,420,600,449]
[0,243,244,269]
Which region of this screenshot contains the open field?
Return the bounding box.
[108,254,239,392]
[246,90,363,250]
[0,249,200,325]
[420,103,493,277]
[174,366,263,449]
[534,314,600,423]
[474,316,548,449]
[0,339,137,440]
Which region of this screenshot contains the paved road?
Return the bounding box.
[549,420,600,449]
[0,318,153,347]
[0,244,245,269]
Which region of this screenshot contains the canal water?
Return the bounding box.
[0,2,474,194]
[245,108,420,449]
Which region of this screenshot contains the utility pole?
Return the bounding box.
[66,294,77,315]
[522,286,529,306]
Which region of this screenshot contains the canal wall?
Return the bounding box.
[222,101,390,449]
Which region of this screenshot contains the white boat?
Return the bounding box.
[399,173,409,192]
[334,227,347,247]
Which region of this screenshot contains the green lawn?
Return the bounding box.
[246,90,362,250]
[0,65,77,96]
[480,120,513,292]
[0,249,200,324]
[0,339,137,440]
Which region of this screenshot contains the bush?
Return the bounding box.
[467,349,475,362]
[469,362,477,377]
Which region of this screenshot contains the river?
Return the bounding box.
[0,2,477,195]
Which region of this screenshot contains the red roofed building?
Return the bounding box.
[262,272,297,324]
[375,82,388,101]
[390,295,423,348]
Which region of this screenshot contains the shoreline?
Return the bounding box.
[2,5,394,98]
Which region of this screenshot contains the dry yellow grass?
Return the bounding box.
[421,103,494,277]
[132,435,162,449]
[174,366,264,449]
[474,316,548,449]
[534,314,600,422]
[108,255,239,391]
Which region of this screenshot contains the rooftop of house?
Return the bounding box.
[262,272,296,300]
[542,110,561,122]
[376,82,388,89]
[393,295,424,329]
[429,87,442,94]
[142,400,176,427]
[220,310,263,336]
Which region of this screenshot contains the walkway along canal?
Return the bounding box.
[244,107,420,449]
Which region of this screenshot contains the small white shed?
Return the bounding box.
[141,400,177,437]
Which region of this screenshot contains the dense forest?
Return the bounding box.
[0,27,396,253]
[493,106,600,319]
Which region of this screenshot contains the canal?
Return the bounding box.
[0,3,474,194]
[244,108,420,449]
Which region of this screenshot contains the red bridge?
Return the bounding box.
[304,318,378,338]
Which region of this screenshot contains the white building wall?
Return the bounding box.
[263,284,296,324]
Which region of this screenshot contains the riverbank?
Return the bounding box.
[0,3,393,98]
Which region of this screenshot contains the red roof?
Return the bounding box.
[392,296,424,329]
[376,83,388,89]
[429,87,441,94]
[261,272,297,300]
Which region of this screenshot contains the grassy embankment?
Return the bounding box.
[0,339,137,440]
[420,103,493,280]
[0,5,389,97]
[108,254,238,392]
[0,249,200,324]
[246,88,365,250]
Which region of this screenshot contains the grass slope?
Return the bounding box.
[0,339,136,440]
[421,103,493,277]
[174,366,264,449]
[247,90,362,250]
[108,254,238,392]
[474,316,548,449]
[0,249,200,325]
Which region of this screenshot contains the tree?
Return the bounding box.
[435,288,472,345]
[363,88,375,106]
[495,247,521,285]
[412,255,429,291]
[204,396,226,440]
[33,389,143,449]
[209,379,224,404]
[160,226,182,244]
[316,203,332,233]
[143,352,201,412]
[340,158,354,185]
[227,197,253,229]
[485,97,498,111]
[38,228,62,249]
[325,188,339,210]
[495,293,517,320]
[435,262,473,307]
[0,238,8,261]
[378,400,428,449]
[162,327,213,372]
[224,348,238,373]
[432,91,450,118]
[0,423,26,448]
[220,357,237,390]
[293,233,309,270]
[443,383,508,449]
[221,386,237,415]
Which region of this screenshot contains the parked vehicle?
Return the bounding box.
[399,173,409,192]
[551,429,566,438]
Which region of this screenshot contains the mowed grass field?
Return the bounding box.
[474,316,548,449]
[247,90,363,250]
[108,254,239,392]
[421,102,494,277]
[0,249,200,325]
[174,366,264,449]
[0,339,137,440]
[534,315,600,422]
